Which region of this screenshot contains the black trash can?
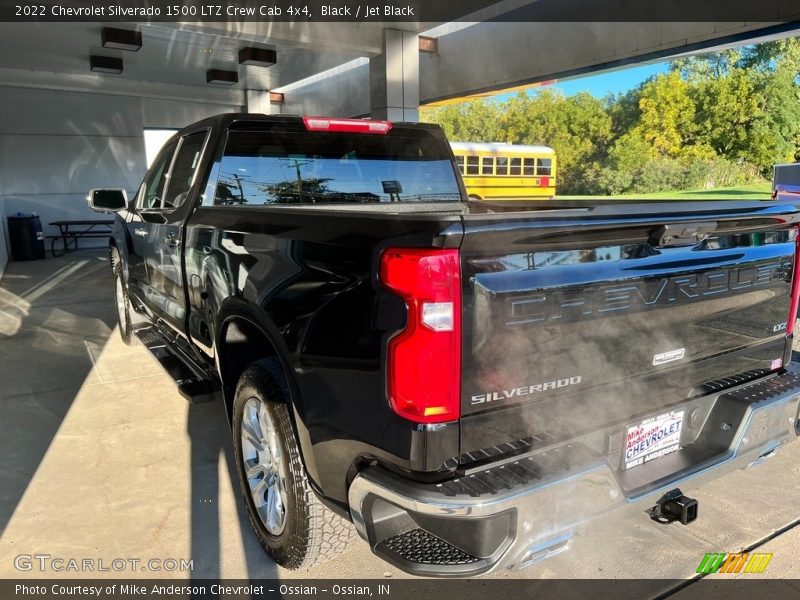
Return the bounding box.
[7,213,45,261]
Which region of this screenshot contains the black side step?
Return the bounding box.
[135,326,219,404]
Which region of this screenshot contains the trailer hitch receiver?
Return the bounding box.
[648,489,698,525]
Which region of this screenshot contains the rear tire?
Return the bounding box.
[232,360,354,569]
[111,248,134,346]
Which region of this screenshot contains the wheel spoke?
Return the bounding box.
[269,433,281,464]
[258,403,273,460]
[274,483,285,515]
[241,414,264,453]
[244,460,263,479]
[250,477,267,507]
[266,486,278,531]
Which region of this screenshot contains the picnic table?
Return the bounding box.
[48,220,114,258]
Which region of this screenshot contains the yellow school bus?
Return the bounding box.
[450,142,556,200]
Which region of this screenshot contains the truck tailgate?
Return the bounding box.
[459,202,799,456]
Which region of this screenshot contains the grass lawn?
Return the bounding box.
[558,183,772,201]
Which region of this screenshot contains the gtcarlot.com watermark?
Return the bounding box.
[14,554,193,573]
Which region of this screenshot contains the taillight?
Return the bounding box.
[302,116,392,134]
[380,248,461,423]
[787,230,800,335]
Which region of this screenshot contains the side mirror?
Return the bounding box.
[88,188,128,212]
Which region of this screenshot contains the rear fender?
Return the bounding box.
[214,297,321,488]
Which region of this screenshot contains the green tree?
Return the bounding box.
[637,71,698,158]
[420,100,501,142]
[672,38,800,172]
[747,40,800,169]
[422,39,800,196]
[672,48,741,81]
[607,87,642,138]
[500,90,612,193]
[691,67,758,157]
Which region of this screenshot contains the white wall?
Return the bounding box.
[0,85,240,257]
[141,97,239,129]
[281,61,370,118]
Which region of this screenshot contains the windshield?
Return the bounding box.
[213,128,462,205]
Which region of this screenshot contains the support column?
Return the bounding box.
[245,89,279,114]
[370,29,419,122]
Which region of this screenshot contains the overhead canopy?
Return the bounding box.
[1,14,797,115]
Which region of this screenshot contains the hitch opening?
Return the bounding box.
[648,489,698,525]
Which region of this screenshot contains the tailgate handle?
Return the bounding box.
[651,222,716,248]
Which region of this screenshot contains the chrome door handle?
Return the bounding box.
[134,228,147,238]
[164,234,179,248]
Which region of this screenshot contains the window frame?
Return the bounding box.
[136,138,179,212]
[136,128,211,213]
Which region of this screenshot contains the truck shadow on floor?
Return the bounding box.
[0,251,113,535]
[186,397,280,580]
[0,250,278,581]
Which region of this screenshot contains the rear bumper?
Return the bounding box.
[348,371,800,577]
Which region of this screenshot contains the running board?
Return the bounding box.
[135,326,219,404]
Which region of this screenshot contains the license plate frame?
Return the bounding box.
[623,410,684,470]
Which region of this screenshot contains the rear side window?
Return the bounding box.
[214,128,461,205]
[163,131,208,210]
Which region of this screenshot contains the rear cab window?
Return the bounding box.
[208,123,462,206]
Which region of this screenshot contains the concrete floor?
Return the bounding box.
[1,250,800,590]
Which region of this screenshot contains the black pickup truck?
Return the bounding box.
[90,113,800,577]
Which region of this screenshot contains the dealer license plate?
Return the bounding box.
[623,410,684,470]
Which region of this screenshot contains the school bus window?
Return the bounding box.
[496,156,508,175]
[466,155,479,175]
[537,158,552,176]
[510,157,522,176]
[482,157,493,175]
[456,155,464,174]
[523,158,535,176]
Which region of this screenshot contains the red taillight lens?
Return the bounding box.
[380,248,461,423]
[302,116,392,134]
[787,231,800,336]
